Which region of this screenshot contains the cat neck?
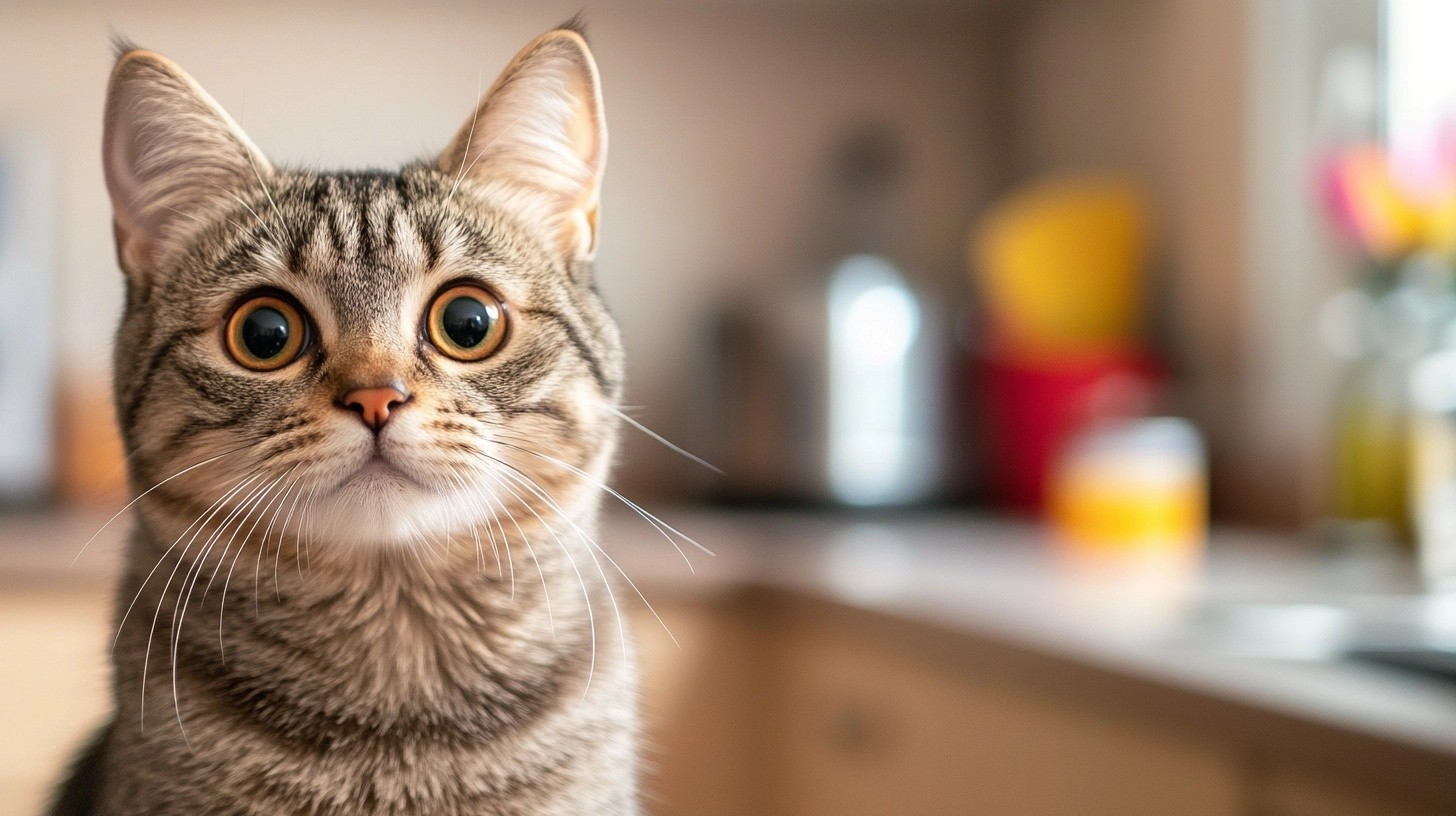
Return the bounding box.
[114,505,620,732]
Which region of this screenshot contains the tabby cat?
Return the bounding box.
[50,22,640,815]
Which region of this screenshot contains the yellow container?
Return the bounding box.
[974,177,1149,360]
[1049,418,1207,559]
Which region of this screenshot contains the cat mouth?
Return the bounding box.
[340,453,420,490]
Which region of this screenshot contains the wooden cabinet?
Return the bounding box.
[1255,768,1443,816]
[631,592,1455,816]
[630,594,771,816]
[3,579,1453,816]
[0,585,112,816]
[769,616,1243,816]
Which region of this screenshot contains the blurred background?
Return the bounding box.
[4,0,1456,814]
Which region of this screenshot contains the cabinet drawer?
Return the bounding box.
[775,621,1241,816]
[1258,767,1443,816]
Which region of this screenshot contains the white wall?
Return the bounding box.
[2,0,996,492]
[1242,0,1378,524]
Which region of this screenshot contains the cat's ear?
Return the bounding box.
[438,27,607,261]
[103,46,272,277]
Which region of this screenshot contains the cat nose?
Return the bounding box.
[339,385,411,432]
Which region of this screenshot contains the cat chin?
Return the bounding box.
[300,475,505,549]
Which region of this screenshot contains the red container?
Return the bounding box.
[981,350,1164,512]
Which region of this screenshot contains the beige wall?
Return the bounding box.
[8,0,1305,521]
[3,0,999,493]
[1004,0,1263,521]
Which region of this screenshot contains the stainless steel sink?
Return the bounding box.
[1176,594,1456,678]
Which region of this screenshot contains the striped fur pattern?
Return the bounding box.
[53,23,640,816]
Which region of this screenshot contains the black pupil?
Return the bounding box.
[241,306,291,360]
[442,296,492,348]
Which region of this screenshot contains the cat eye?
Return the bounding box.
[225,295,307,371]
[426,284,508,361]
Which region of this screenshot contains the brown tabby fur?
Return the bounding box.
[51,21,640,816]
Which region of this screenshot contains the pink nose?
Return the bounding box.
[341,386,410,431]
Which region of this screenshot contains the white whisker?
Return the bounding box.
[478,469,556,637]
[474,463,598,694]
[168,470,285,743]
[604,404,722,474]
[127,468,264,728]
[70,446,246,570]
[221,468,303,660]
[489,458,678,652]
[495,436,712,565]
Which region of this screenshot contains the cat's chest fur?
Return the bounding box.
[97,522,639,816]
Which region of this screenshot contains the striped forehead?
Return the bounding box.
[283,172,430,284]
[260,171,534,329]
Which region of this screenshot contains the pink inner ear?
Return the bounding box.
[564,79,599,159]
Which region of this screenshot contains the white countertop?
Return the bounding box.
[600,509,1456,766]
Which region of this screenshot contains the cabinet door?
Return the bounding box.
[775,620,1242,816]
[0,586,112,816]
[631,597,769,816]
[1258,768,1442,816]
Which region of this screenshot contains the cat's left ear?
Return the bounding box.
[438,27,606,262]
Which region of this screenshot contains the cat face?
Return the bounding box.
[102,29,622,549]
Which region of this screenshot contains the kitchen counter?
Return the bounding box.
[611,509,1456,753]
[4,507,1455,813]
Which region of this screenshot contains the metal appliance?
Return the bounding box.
[705,127,943,506]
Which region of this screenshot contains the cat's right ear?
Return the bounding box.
[103,46,272,278]
[438,27,607,263]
